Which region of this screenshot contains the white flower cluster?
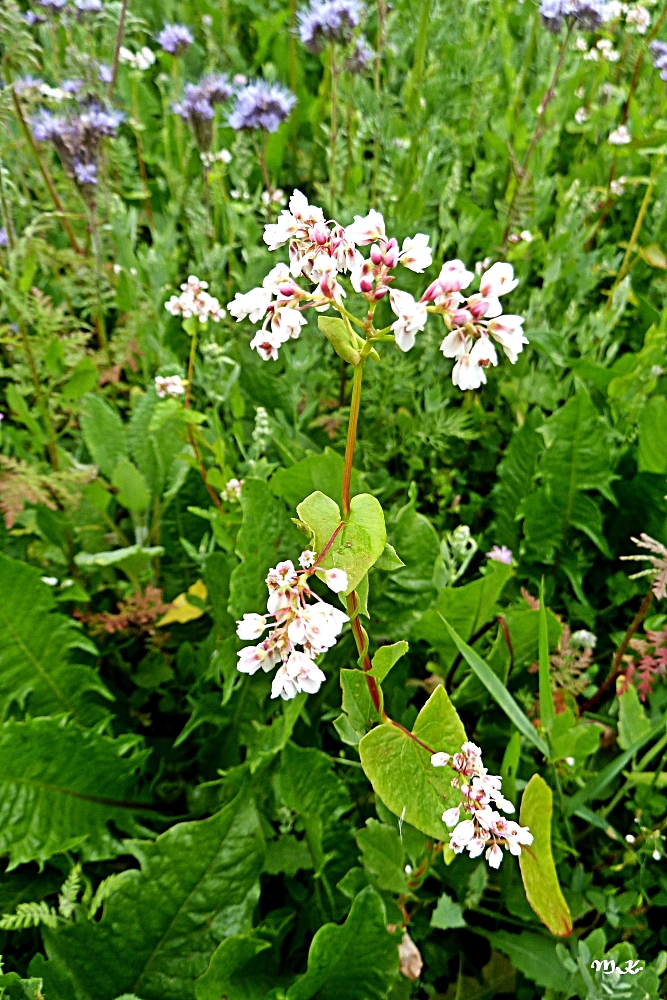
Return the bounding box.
[165,275,225,323]
[118,46,156,70]
[222,477,243,501]
[608,124,631,146]
[431,741,533,868]
[155,375,185,399]
[227,189,527,390]
[578,37,620,61]
[236,554,349,700]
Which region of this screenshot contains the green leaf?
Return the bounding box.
[280,742,351,824]
[490,409,544,550]
[61,357,98,401]
[549,710,601,763]
[0,971,45,1000]
[440,616,549,757]
[617,683,651,750]
[317,315,361,365]
[538,579,554,732]
[286,887,399,1000]
[296,491,386,595]
[263,835,313,876]
[389,500,439,593]
[270,447,367,510]
[194,935,276,1000]
[42,792,265,1000]
[128,389,186,500]
[356,819,408,894]
[75,545,164,582]
[414,562,513,669]
[374,543,405,572]
[431,892,466,929]
[359,687,466,840]
[79,394,128,479]
[340,669,379,740]
[368,641,409,682]
[111,458,150,515]
[0,554,110,725]
[229,479,303,618]
[500,731,522,806]
[518,775,572,937]
[638,395,667,473]
[0,717,149,868]
[484,930,573,992]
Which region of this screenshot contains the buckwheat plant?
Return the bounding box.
[228,189,531,864]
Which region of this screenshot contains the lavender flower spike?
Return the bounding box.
[540,0,611,32]
[298,0,361,53]
[229,81,296,133]
[174,73,234,152]
[346,37,374,73]
[158,24,194,56]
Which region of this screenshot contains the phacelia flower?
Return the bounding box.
[432,742,532,867]
[165,275,225,322]
[650,40,667,81]
[174,73,234,151]
[157,24,194,56]
[487,545,513,564]
[229,80,296,132]
[298,0,361,53]
[155,375,185,399]
[540,0,611,32]
[31,102,124,193]
[627,4,650,32]
[346,37,374,73]
[74,0,102,12]
[235,550,349,700]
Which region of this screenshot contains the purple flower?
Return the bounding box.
[298,0,361,52]
[32,102,123,194]
[0,229,8,248]
[346,36,374,73]
[36,0,67,11]
[158,23,194,56]
[98,63,112,84]
[74,0,102,8]
[650,41,667,80]
[14,76,44,95]
[486,545,513,565]
[73,161,98,185]
[24,11,46,24]
[539,0,610,31]
[61,79,83,95]
[174,73,233,150]
[229,80,296,132]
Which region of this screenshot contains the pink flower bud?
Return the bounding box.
[360,278,374,293]
[370,244,383,265]
[469,298,491,319]
[386,237,398,250]
[451,308,472,327]
[383,245,399,268]
[420,280,441,303]
[311,222,330,245]
[374,287,388,300]
[279,283,295,297]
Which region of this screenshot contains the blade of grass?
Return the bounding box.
[538,578,554,732]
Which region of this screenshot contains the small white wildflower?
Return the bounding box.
[626,834,636,844]
[155,375,186,399]
[575,107,589,125]
[610,177,627,196]
[41,576,58,586]
[609,124,631,145]
[221,478,244,502]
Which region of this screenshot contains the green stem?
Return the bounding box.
[18,319,59,470]
[0,155,16,252]
[329,43,339,217]
[341,363,363,516]
[107,0,129,100]
[605,158,663,310]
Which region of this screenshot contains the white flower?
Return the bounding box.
[249,327,283,361]
[222,478,244,501]
[520,230,533,243]
[228,286,272,323]
[627,5,650,31]
[468,838,487,859]
[323,568,348,593]
[438,259,475,293]
[263,262,292,293]
[236,613,267,640]
[479,262,518,299]
[237,641,277,675]
[610,177,626,196]
[571,629,597,649]
[584,47,599,61]
[450,820,476,852]
[575,107,589,125]
[487,315,528,364]
[452,353,486,391]
[344,209,386,246]
[289,189,324,226]
[165,275,225,323]
[264,212,299,251]
[469,335,498,369]
[299,549,316,569]
[398,233,432,272]
[271,651,326,700]
[431,751,451,767]
[119,45,155,70]
[440,329,470,360]
[442,807,461,827]
[575,37,589,51]
[486,843,504,868]
[389,290,428,352]
[41,576,58,586]
[155,375,186,399]
[609,124,631,145]
[272,305,307,342]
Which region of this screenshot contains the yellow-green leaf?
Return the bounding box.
[518,774,572,937]
[158,580,208,626]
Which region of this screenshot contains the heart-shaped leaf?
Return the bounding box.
[518,774,572,937]
[296,491,386,595]
[358,687,466,840]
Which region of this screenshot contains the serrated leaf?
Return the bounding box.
[41,792,265,1000]
[0,717,149,868]
[368,641,408,682]
[431,892,466,929]
[359,687,466,840]
[111,458,150,515]
[296,491,386,595]
[286,887,399,1000]
[518,775,572,937]
[79,395,127,479]
[0,554,111,725]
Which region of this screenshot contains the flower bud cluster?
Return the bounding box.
[173,74,234,152]
[236,554,349,700]
[155,375,185,399]
[32,101,124,192]
[431,742,533,868]
[165,275,225,323]
[227,188,527,389]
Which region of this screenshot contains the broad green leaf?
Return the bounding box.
[490,409,543,550]
[638,395,667,474]
[297,491,386,595]
[617,683,651,750]
[195,935,279,1000]
[317,315,361,365]
[270,447,367,510]
[374,543,405,572]
[228,479,303,618]
[0,554,111,725]
[431,892,466,929]
[485,930,573,992]
[111,458,150,515]
[538,579,554,732]
[128,388,186,500]
[440,617,549,757]
[42,792,265,1000]
[279,742,351,823]
[340,668,379,739]
[368,641,409,682]
[61,357,98,401]
[518,775,572,937]
[0,717,149,868]
[359,686,466,840]
[389,501,439,594]
[356,819,408,894]
[75,545,164,582]
[414,561,513,669]
[286,887,399,1000]
[549,710,601,763]
[263,835,313,876]
[79,394,127,479]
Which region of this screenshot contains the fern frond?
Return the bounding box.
[58,864,83,919]
[0,901,59,931]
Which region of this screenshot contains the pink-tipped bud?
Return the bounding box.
[383,245,399,268]
[279,283,295,297]
[312,223,330,246]
[374,286,388,300]
[360,278,374,293]
[420,280,441,303]
[451,308,472,327]
[319,275,335,298]
[469,298,491,320]
[386,237,398,250]
[370,244,383,266]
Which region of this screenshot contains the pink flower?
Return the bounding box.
[344,209,386,246]
[397,233,432,273]
[479,262,518,298]
[324,568,348,593]
[486,545,513,565]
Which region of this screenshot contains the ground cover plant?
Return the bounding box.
[0,0,667,995]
